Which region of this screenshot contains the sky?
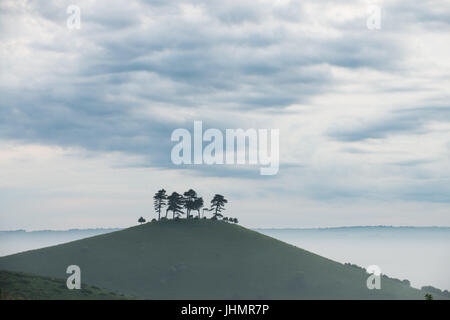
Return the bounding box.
[1,0,450,230]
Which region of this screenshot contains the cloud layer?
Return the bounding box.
[1,0,450,228]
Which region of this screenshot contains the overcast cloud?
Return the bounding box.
[1,0,449,229]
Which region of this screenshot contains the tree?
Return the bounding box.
[166,192,184,219]
[183,189,198,219]
[210,194,228,219]
[138,217,146,224]
[192,197,204,218]
[425,293,433,300]
[153,189,167,220]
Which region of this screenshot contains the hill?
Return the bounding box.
[0,270,128,300]
[0,220,444,299]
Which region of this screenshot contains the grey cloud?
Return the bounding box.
[329,106,450,142]
[340,147,373,154]
[384,1,450,30]
[389,159,434,167]
[1,0,449,180]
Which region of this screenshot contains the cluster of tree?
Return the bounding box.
[138,189,238,224]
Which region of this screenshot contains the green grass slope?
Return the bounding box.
[0,270,128,300]
[0,220,443,299]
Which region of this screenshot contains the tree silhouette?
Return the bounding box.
[166,192,184,219]
[183,189,197,219]
[425,293,433,300]
[210,194,228,219]
[138,217,146,224]
[151,189,233,222]
[153,189,167,220]
[192,197,204,218]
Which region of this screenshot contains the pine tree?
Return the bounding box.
[210,194,228,219]
[183,189,197,219]
[153,189,167,220]
[167,192,184,219]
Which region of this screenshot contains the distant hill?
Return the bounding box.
[0,270,128,300]
[0,220,446,299]
[256,225,450,291]
[255,226,450,231]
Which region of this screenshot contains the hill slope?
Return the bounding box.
[0,270,128,300]
[0,220,441,299]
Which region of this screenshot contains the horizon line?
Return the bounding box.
[2,224,450,233]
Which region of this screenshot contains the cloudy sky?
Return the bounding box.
[1,0,449,230]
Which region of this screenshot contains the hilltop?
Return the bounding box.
[0,220,445,299]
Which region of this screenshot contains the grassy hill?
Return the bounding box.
[0,270,128,300]
[0,220,444,299]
